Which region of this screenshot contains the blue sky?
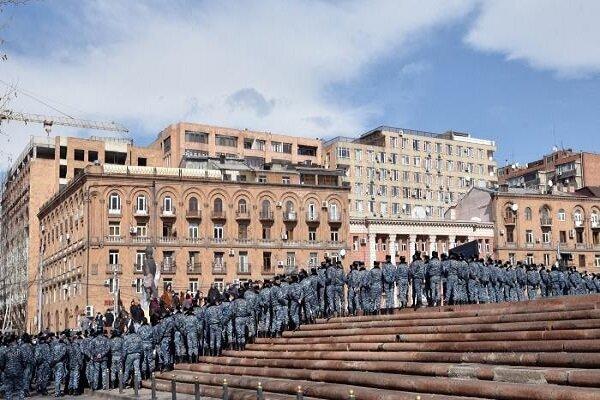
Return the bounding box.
[0,0,599,168]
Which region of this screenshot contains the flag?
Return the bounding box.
[449,240,479,259]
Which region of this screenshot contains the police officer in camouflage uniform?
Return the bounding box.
[346,262,361,315]
[232,290,252,350]
[157,313,175,371]
[35,334,51,396]
[316,263,328,317]
[258,281,272,337]
[19,333,34,397]
[91,329,110,390]
[515,262,527,301]
[206,298,223,356]
[300,270,317,323]
[173,310,187,363]
[68,333,84,395]
[409,252,426,308]
[122,326,143,390]
[477,259,490,303]
[109,330,124,389]
[137,318,155,379]
[184,310,201,362]
[395,257,409,308]
[288,275,303,329]
[427,252,442,306]
[51,332,69,397]
[467,257,480,304]
[332,261,346,316]
[369,261,383,314]
[539,266,550,297]
[1,334,26,400]
[382,255,396,312]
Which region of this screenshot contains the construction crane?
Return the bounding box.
[0,109,129,136]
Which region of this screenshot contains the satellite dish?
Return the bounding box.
[511,203,519,212]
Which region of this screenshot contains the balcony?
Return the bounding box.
[328,213,342,224]
[234,238,254,246]
[160,260,176,274]
[133,206,149,217]
[106,264,122,274]
[235,210,251,220]
[212,261,227,275]
[592,220,600,229]
[133,264,144,274]
[105,235,125,244]
[259,211,274,221]
[237,263,251,275]
[158,236,178,245]
[505,242,517,248]
[306,212,320,223]
[211,210,227,220]
[160,206,176,218]
[503,215,516,225]
[257,239,275,246]
[208,238,227,245]
[575,243,590,250]
[262,266,276,275]
[185,209,202,219]
[540,217,553,227]
[187,261,202,275]
[108,208,122,217]
[283,211,297,222]
[132,236,152,244]
[185,237,203,245]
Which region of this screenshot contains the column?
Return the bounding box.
[448,235,456,250]
[388,234,397,262]
[429,235,437,256]
[409,234,417,259]
[368,233,377,267]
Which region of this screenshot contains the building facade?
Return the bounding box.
[153,122,322,168]
[452,187,600,270]
[36,160,348,332]
[323,126,497,220]
[0,135,154,332]
[499,149,600,193]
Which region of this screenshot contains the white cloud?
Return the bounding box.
[0,0,474,167]
[466,0,600,77]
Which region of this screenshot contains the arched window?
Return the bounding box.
[213,198,223,212]
[188,196,198,212]
[574,209,583,225]
[591,210,599,227]
[136,195,147,213]
[525,207,532,221]
[238,199,247,213]
[540,206,550,218]
[163,196,173,214]
[108,193,121,213]
[261,199,271,213]
[285,201,294,213]
[329,202,339,220]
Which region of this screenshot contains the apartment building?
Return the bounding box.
[499,149,600,193]
[153,122,322,168]
[452,186,600,270]
[323,126,497,266]
[0,135,154,332]
[36,158,348,332]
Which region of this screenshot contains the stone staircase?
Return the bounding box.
[145,294,600,399]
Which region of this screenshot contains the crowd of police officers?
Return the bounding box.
[1,251,600,398]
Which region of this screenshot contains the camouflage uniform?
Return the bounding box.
[369,266,383,312]
[67,338,83,393]
[122,332,143,390]
[137,323,155,378]
[526,268,541,299]
[444,259,459,304]
[19,340,34,396]
[426,257,442,306]
[359,268,372,313]
[232,296,251,349]
[515,265,527,301]
[288,281,303,328]
[184,313,201,360]
[381,261,397,309]
[109,335,124,389]
[34,339,51,395]
[173,312,188,361]
[346,267,361,315]
[409,259,426,307]
[1,341,26,400]
[395,262,409,308]
[258,286,272,336]
[316,266,327,316]
[91,333,110,390]
[206,304,223,355]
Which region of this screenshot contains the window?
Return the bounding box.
[135,251,145,271]
[108,193,121,214]
[542,231,551,243]
[188,197,199,212]
[309,252,318,266]
[238,199,247,213]
[136,223,148,237]
[282,176,291,185]
[328,203,339,220]
[108,277,119,294]
[185,130,208,143]
[263,252,272,271]
[162,278,173,291]
[134,278,143,294]
[574,210,583,225]
[595,255,600,268]
[262,226,271,240]
[355,200,363,213]
[558,209,566,221]
[308,227,317,241]
[188,223,199,238]
[307,202,317,220]
[330,228,339,242]
[163,196,173,214]
[215,134,237,147]
[261,199,272,217]
[354,149,362,161]
[136,195,148,214]
[525,230,534,243]
[108,222,120,237]
[526,254,534,265]
[213,279,224,293]
[163,137,171,153]
[108,250,119,265]
[214,198,223,212]
[88,150,98,162]
[286,252,296,267]
[559,230,567,243]
[189,279,199,294]
[244,138,265,150]
[337,147,350,158]
[74,149,85,161]
[238,252,249,273]
[525,207,532,221]
[138,157,147,166]
[412,140,420,151]
[258,175,267,183]
[213,224,224,239]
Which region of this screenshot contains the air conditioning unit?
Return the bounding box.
[360,238,367,245]
[85,305,94,318]
[276,201,282,208]
[277,261,284,267]
[281,233,288,240]
[321,201,328,209]
[131,280,137,287]
[129,227,137,234]
[228,249,235,257]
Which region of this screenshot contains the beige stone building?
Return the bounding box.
[323,126,497,266]
[451,186,600,270]
[36,156,348,332]
[0,135,155,332]
[153,122,322,168]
